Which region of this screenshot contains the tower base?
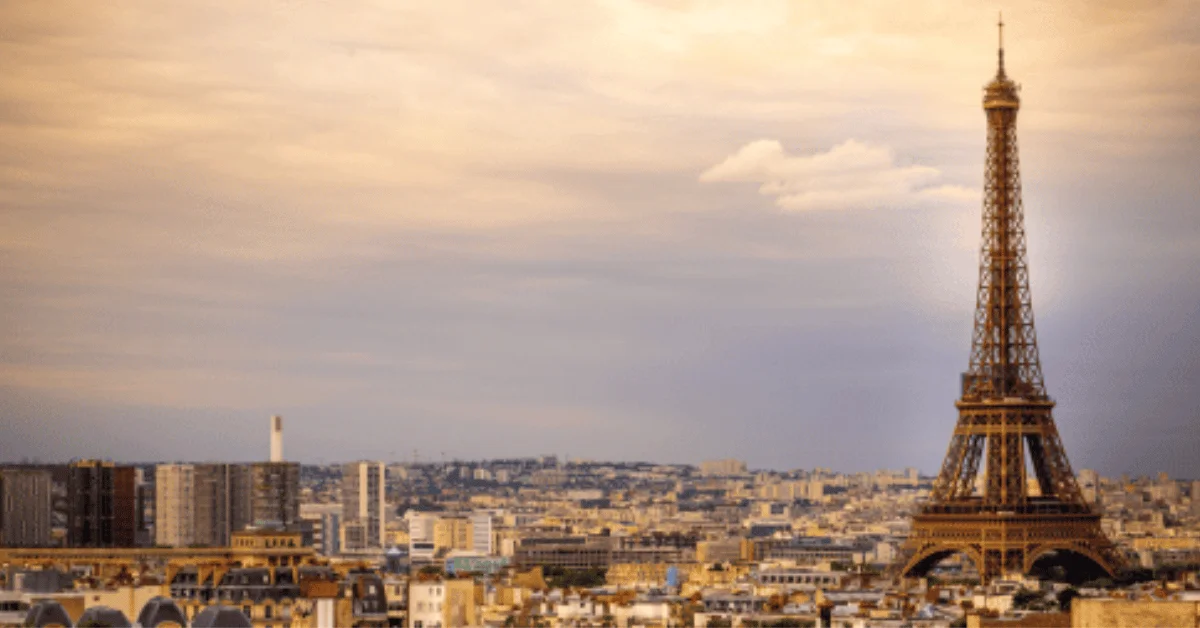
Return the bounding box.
[901,508,1123,583]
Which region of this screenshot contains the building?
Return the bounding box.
[155,464,196,547]
[513,537,611,570]
[249,462,300,530]
[131,467,155,547]
[470,511,493,555]
[0,468,53,547]
[753,537,872,565]
[408,513,437,562]
[341,461,386,550]
[700,459,748,477]
[434,517,472,553]
[408,579,477,628]
[1071,598,1200,628]
[156,463,254,548]
[66,460,116,547]
[112,466,138,547]
[195,463,250,547]
[300,503,341,556]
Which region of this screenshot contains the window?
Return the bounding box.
[265,606,272,618]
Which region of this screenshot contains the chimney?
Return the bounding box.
[270,415,283,462]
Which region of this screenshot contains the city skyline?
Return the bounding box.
[2,1,1199,476]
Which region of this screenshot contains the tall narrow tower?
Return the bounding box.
[900,20,1122,583]
[270,415,284,462]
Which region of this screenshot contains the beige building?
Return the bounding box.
[156,463,249,548]
[434,517,473,553]
[700,459,747,477]
[341,461,386,550]
[1072,598,1200,628]
[408,579,477,628]
[156,464,197,547]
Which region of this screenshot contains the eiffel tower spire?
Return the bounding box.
[899,22,1123,584]
[997,13,1006,79]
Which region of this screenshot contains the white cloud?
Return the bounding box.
[700,139,976,212]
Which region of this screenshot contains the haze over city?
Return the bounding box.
[2,0,1199,476]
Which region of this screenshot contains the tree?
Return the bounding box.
[1057,587,1080,612]
[1012,588,1043,609]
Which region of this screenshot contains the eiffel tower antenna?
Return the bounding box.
[898,20,1123,584]
[997,13,1005,77]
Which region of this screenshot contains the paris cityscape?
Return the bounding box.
[3,1,1199,627]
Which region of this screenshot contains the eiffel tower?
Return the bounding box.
[899,19,1123,583]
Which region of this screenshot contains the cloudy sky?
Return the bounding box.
[2,0,1198,476]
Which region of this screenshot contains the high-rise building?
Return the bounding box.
[0,468,53,547]
[341,461,386,550]
[470,511,494,555]
[249,462,299,530]
[112,466,137,547]
[131,467,154,547]
[194,463,252,546]
[155,464,196,547]
[300,503,341,556]
[66,460,115,547]
[154,463,257,548]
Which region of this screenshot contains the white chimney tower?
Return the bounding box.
[270,415,283,462]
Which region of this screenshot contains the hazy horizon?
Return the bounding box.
[2,0,1198,477]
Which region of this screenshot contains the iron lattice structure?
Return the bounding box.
[899,23,1123,583]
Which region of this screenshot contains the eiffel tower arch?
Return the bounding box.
[898,20,1123,584]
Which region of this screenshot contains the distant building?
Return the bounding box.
[194,463,251,546]
[249,462,300,530]
[470,511,493,555]
[300,503,341,556]
[66,460,116,547]
[408,513,437,562]
[156,462,267,547]
[155,464,196,547]
[112,466,138,547]
[132,467,154,546]
[700,459,748,477]
[341,461,386,550]
[435,517,472,553]
[1071,598,1200,628]
[0,468,53,547]
[408,579,477,628]
[513,536,611,570]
